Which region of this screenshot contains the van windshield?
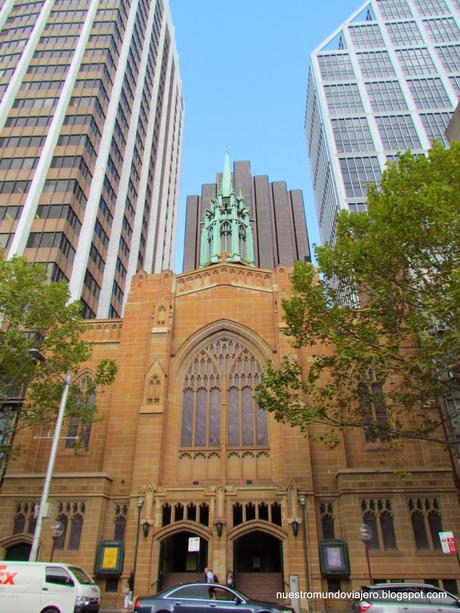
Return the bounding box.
[69,566,95,585]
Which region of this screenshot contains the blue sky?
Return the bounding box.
[169,0,361,271]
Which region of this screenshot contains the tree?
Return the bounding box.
[0,255,117,466]
[256,142,460,448]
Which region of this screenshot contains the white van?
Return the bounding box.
[0,561,100,613]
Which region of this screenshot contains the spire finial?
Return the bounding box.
[221,151,232,197]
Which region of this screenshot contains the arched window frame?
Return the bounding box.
[361,499,396,550]
[180,336,268,451]
[68,513,83,550]
[65,372,96,449]
[319,502,335,539]
[12,513,26,535]
[220,220,232,254]
[54,513,68,550]
[409,498,443,551]
[113,515,126,541]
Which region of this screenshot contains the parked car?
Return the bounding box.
[351,582,460,612]
[0,560,100,613]
[134,582,293,613]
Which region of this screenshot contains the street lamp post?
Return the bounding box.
[132,496,144,595]
[359,523,373,585]
[28,348,71,562]
[299,494,311,613]
[50,520,65,562]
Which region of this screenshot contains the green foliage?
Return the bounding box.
[256,142,460,447]
[0,255,117,462]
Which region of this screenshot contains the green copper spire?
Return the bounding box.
[200,153,255,268]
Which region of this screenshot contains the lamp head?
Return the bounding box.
[136,496,144,509]
[29,348,46,362]
[215,521,224,537]
[359,523,372,542]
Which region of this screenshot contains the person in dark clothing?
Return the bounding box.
[124,570,135,610]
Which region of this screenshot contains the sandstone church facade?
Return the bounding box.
[1,158,459,610]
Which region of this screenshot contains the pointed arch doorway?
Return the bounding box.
[158,530,209,590]
[233,530,283,602]
[4,542,31,560]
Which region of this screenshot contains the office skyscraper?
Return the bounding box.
[0,0,183,318]
[306,0,459,246]
[183,155,310,272]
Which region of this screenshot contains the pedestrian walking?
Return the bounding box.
[123,571,134,610]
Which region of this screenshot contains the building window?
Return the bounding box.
[220,221,232,254]
[332,117,374,153]
[68,513,83,549]
[365,80,408,112]
[423,17,460,43]
[414,0,449,16]
[319,502,335,539]
[386,21,424,46]
[339,157,381,199]
[357,50,396,79]
[199,503,209,526]
[407,77,451,109]
[113,504,128,540]
[361,499,396,550]
[54,502,85,550]
[53,513,68,550]
[324,83,365,115]
[409,498,443,550]
[357,373,388,442]
[435,44,460,72]
[231,501,282,526]
[65,374,95,449]
[12,502,38,535]
[12,513,26,534]
[318,53,355,82]
[396,48,436,77]
[162,504,172,526]
[420,112,451,145]
[349,24,385,48]
[174,503,184,521]
[375,114,422,150]
[180,336,268,449]
[377,0,413,20]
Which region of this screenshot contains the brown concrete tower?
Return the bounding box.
[183,156,310,272]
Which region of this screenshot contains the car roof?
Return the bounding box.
[363,583,439,589]
[160,583,236,595]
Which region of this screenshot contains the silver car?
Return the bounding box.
[351,583,460,612]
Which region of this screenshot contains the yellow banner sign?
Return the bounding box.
[102,546,119,569]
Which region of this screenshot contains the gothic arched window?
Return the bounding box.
[54,513,68,550]
[238,224,246,259]
[220,221,232,254]
[13,513,26,534]
[65,374,95,449]
[180,337,268,449]
[409,498,443,550]
[114,515,126,541]
[68,513,83,550]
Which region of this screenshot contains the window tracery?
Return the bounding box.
[180,336,268,449]
[54,501,85,550]
[409,498,443,550]
[65,373,95,449]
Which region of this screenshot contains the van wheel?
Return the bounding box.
[41,608,60,613]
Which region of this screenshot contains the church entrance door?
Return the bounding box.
[4,542,31,560]
[158,531,208,591]
[233,531,283,602]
